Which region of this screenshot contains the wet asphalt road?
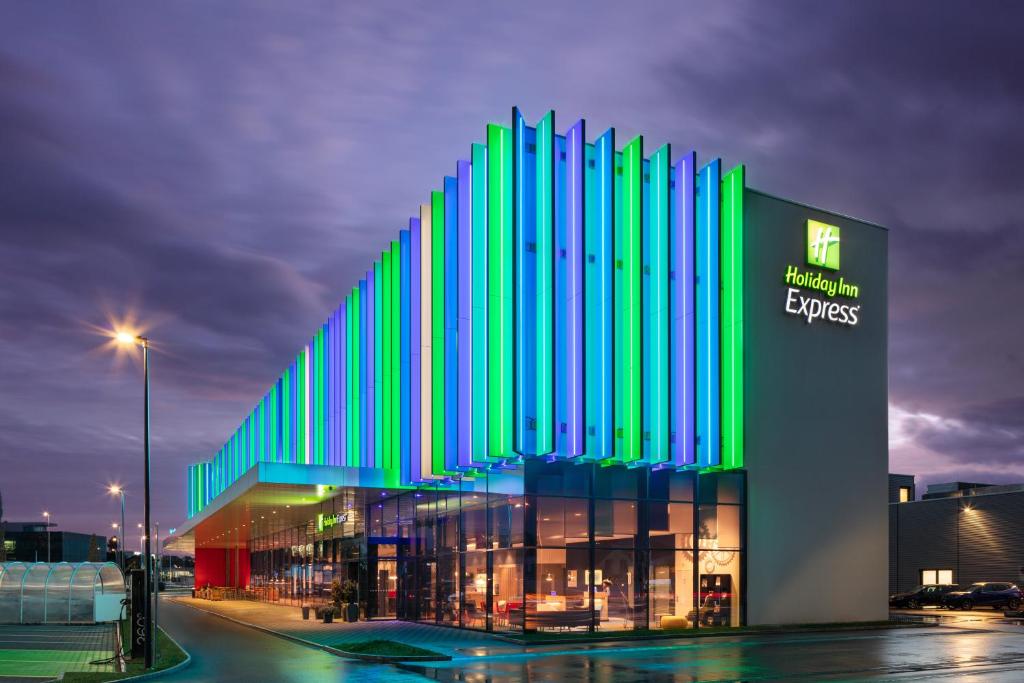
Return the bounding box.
[158,598,425,682]
[160,597,1024,682]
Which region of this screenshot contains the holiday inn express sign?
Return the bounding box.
[783,219,862,326]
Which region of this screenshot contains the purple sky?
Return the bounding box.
[1,2,1022,543]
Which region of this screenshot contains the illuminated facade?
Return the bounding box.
[172,108,889,631]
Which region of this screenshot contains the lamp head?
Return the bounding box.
[115,331,136,346]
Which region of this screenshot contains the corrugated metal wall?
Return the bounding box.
[890,490,1024,594]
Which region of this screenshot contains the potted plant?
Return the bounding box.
[332,579,359,622]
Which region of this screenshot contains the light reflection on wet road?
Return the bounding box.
[160,598,1024,682]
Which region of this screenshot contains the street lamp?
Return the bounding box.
[109,486,126,573]
[42,511,51,562]
[114,330,154,670]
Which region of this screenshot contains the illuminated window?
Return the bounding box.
[898,487,911,503]
[921,569,953,585]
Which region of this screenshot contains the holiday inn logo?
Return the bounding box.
[807,219,840,270]
[782,218,862,327]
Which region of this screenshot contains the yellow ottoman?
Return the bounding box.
[660,615,690,630]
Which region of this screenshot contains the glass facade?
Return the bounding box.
[247,461,744,632]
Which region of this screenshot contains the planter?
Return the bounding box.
[301,605,311,620]
[346,603,359,623]
[323,610,334,623]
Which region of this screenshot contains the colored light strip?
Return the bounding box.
[360,278,368,468]
[535,110,554,455]
[585,128,614,461]
[696,159,721,468]
[470,144,489,465]
[554,131,567,456]
[399,230,412,485]
[389,238,400,478]
[566,119,584,457]
[513,107,533,456]
[373,260,383,469]
[419,203,437,479]
[671,152,696,467]
[456,160,473,469]
[621,136,643,463]
[365,268,375,468]
[431,191,448,477]
[487,124,513,461]
[444,176,459,472]
[381,250,392,472]
[410,217,422,482]
[721,164,744,470]
[647,143,670,464]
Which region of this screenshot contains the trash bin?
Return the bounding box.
[302,605,311,620]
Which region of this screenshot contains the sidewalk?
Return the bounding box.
[168,597,513,658]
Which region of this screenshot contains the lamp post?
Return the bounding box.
[109,486,126,573]
[154,522,159,665]
[115,331,153,670]
[42,511,50,562]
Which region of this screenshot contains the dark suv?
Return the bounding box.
[890,584,959,609]
[943,582,1022,611]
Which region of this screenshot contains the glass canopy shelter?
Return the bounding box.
[0,562,126,624]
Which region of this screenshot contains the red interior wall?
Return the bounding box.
[194,546,250,588]
[194,547,226,588]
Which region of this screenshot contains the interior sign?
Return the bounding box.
[784,220,862,326]
[317,512,348,531]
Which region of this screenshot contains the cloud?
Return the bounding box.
[1,1,1023,537]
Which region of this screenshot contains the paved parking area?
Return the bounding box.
[0,623,116,680]
[170,597,503,657]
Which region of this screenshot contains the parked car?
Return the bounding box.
[890,584,960,609]
[943,582,1022,611]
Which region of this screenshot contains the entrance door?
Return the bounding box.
[373,560,397,619]
[418,559,436,623]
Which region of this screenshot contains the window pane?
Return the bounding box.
[537,497,565,547]
[493,548,523,633]
[697,551,741,627]
[651,548,694,629]
[527,548,591,632]
[594,465,639,498]
[650,502,694,549]
[922,570,937,585]
[649,469,695,501]
[938,569,953,584]
[595,500,637,546]
[594,548,641,631]
[489,495,523,549]
[699,504,741,550]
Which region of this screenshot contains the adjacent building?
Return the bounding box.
[168,108,889,632]
[889,475,1024,593]
[3,523,107,564]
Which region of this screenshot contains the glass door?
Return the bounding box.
[373,560,397,619]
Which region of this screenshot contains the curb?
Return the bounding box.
[322,646,451,663]
[488,620,934,646]
[169,598,450,663]
[112,628,192,682]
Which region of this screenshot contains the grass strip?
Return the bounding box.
[62,627,187,682]
[334,639,441,658]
